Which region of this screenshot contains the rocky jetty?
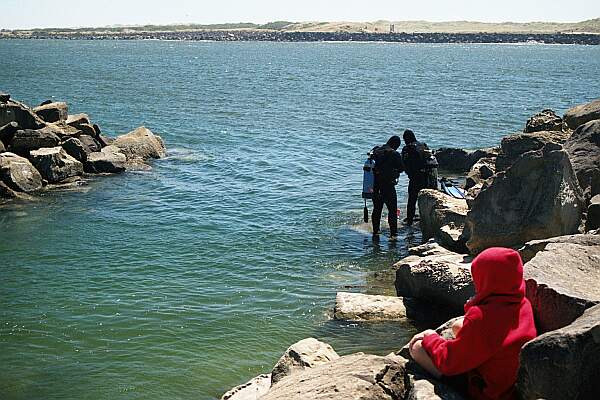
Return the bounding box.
[0,93,166,201]
[221,98,600,400]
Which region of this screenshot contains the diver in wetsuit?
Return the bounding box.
[371,135,404,239]
[401,129,429,226]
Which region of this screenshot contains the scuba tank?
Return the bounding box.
[362,152,376,222]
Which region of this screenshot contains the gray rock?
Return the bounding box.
[564,119,600,200]
[524,109,563,133]
[33,101,68,123]
[0,152,43,192]
[78,134,101,152]
[518,233,600,264]
[465,157,495,190]
[587,194,600,231]
[465,144,585,255]
[264,352,407,400]
[516,304,600,400]
[62,137,91,162]
[394,243,474,315]
[437,224,468,254]
[10,127,61,155]
[220,374,271,400]
[334,292,407,321]
[29,146,83,183]
[0,99,45,129]
[271,338,339,385]
[0,140,4,153]
[0,92,10,103]
[406,372,466,400]
[417,189,468,245]
[84,145,126,174]
[0,121,20,146]
[65,113,91,127]
[112,126,166,162]
[563,98,600,130]
[495,130,571,171]
[523,237,600,333]
[434,148,470,171]
[45,121,81,139]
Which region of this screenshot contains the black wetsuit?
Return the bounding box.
[401,141,428,225]
[371,144,404,236]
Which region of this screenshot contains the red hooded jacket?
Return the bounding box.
[421,247,537,400]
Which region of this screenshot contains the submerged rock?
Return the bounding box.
[517,304,600,400]
[563,98,600,130]
[564,119,600,200]
[334,292,406,321]
[29,146,83,183]
[33,101,68,123]
[0,152,43,192]
[522,234,600,333]
[465,144,585,254]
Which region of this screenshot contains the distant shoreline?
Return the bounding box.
[2,31,600,45]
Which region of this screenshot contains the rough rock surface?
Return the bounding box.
[112,126,166,162]
[0,92,9,102]
[220,374,271,400]
[518,233,600,263]
[395,243,474,315]
[564,119,600,200]
[437,223,468,254]
[0,100,45,129]
[264,352,407,400]
[0,140,4,153]
[334,292,406,321]
[417,189,468,246]
[10,127,61,155]
[78,134,101,152]
[523,109,563,133]
[33,102,68,123]
[62,137,91,162]
[563,98,600,129]
[587,194,600,231]
[84,145,126,174]
[65,113,91,127]
[465,157,495,190]
[465,144,585,254]
[522,237,600,333]
[516,304,600,400]
[405,372,466,400]
[29,146,83,183]
[271,338,340,385]
[495,130,571,171]
[0,152,43,192]
[0,122,20,146]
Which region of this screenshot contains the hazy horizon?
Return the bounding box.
[1,0,600,30]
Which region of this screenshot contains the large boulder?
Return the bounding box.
[271,338,339,385]
[0,152,43,192]
[84,145,126,174]
[523,109,563,133]
[29,146,83,183]
[0,140,4,153]
[264,352,407,400]
[434,148,470,171]
[0,99,45,129]
[518,233,600,263]
[112,126,166,162]
[564,119,600,200]
[465,144,585,254]
[521,235,600,333]
[0,92,9,103]
[395,242,474,315]
[10,127,61,155]
[0,121,20,146]
[45,121,81,139]
[465,157,495,191]
[220,374,271,400]
[516,304,600,400]
[78,134,101,152]
[563,98,600,130]
[62,137,91,162]
[587,194,600,231]
[32,101,68,123]
[65,113,91,127]
[334,292,407,321]
[495,130,571,171]
[417,189,468,252]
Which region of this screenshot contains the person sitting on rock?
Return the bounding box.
[408,247,537,400]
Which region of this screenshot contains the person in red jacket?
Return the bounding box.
[408,247,537,400]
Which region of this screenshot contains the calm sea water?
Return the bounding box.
[0,39,599,400]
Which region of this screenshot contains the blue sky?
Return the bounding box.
[1,0,599,29]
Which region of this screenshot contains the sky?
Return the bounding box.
[1,0,599,30]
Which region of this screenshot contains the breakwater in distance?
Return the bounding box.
[3,30,600,45]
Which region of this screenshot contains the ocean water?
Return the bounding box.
[0,39,599,400]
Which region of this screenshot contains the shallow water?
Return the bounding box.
[0,40,599,399]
